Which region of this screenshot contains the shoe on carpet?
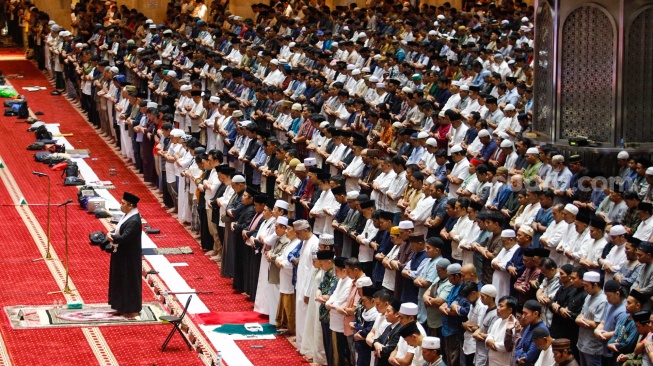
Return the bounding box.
[35,111,43,115]
[50,91,61,95]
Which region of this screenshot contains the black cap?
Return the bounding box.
[254,194,268,204]
[633,310,651,323]
[245,186,259,197]
[359,200,376,209]
[398,321,420,338]
[603,280,621,293]
[408,234,425,243]
[590,219,606,231]
[316,250,335,260]
[638,202,653,213]
[630,289,650,304]
[362,286,376,298]
[379,211,395,221]
[331,186,346,196]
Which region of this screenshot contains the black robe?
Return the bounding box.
[108,212,143,313]
[243,212,265,299]
[231,204,256,292]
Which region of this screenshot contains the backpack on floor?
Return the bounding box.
[34,151,51,162]
[34,125,52,140]
[27,142,45,150]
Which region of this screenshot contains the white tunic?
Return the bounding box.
[486,317,514,366]
[356,219,380,262]
[309,190,340,235]
[326,277,353,333]
[540,219,568,265]
[491,244,519,299]
[253,218,277,315]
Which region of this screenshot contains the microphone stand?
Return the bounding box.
[32,172,55,262]
[49,199,76,295]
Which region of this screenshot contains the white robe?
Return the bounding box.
[491,244,519,299]
[295,235,320,347]
[300,268,326,364]
[486,317,514,366]
[310,190,341,235]
[253,218,277,315]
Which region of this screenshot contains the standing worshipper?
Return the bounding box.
[294,219,320,348]
[300,248,327,365]
[252,199,278,311]
[106,192,143,318]
[220,174,246,278]
[576,271,608,366]
[231,186,257,293]
[275,219,303,333]
[241,194,268,299]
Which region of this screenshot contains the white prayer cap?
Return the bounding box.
[499,132,510,140]
[478,129,490,138]
[433,21,440,27]
[392,122,404,129]
[351,69,361,76]
[564,204,579,215]
[356,276,373,288]
[500,140,514,148]
[518,226,534,237]
[437,14,446,20]
[401,86,413,93]
[137,47,145,53]
[170,129,184,137]
[551,155,565,163]
[422,336,441,350]
[61,31,72,37]
[209,96,220,103]
[501,229,516,238]
[276,216,288,226]
[583,271,601,283]
[153,60,163,66]
[293,219,310,230]
[232,175,246,183]
[332,42,339,47]
[398,220,414,230]
[180,84,192,91]
[451,80,461,87]
[75,43,84,48]
[319,234,334,246]
[481,284,498,298]
[450,144,463,153]
[358,32,367,38]
[415,131,428,139]
[257,51,263,57]
[507,60,516,65]
[275,200,289,210]
[504,104,516,111]
[526,147,540,155]
[617,151,629,160]
[647,167,653,176]
[291,103,302,111]
[48,20,56,25]
[342,26,350,31]
[459,85,470,91]
[447,263,462,274]
[304,158,317,167]
[319,121,330,128]
[232,110,243,118]
[501,20,510,25]
[109,66,119,73]
[367,76,379,83]
[519,26,529,32]
[149,24,156,29]
[346,191,359,199]
[278,59,288,65]
[346,64,357,71]
[610,225,626,236]
[362,67,371,73]
[426,138,438,147]
[288,42,296,48]
[270,59,279,65]
[145,19,154,24]
[167,70,177,78]
[429,30,438,36]
[399,302,418,316]
[147,102,158,109]
[425,175,436,184]
[376,83,386,88]
[295,163,306,172]
[521,17,530,23]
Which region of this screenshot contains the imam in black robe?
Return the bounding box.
[231,204,256,293]
[108,211,143,314]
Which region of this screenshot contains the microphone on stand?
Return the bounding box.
[32,171,48,177]
[57,199,74,207]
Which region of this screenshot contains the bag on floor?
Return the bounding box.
[47,144,65,153]
[34,151,51,162]
[27,142,45,150]
[64,177,85,186]
[34,125,52,140]
[51,162,68,171]
[17,100,28,119]
[64,163,78,178]
[94,209,110,219]
[77,186,97,209]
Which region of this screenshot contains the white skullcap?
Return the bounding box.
[617,151,629,160]
[362,67,371,73]
[332,42,339,47]
[583,271,601,283]
[422,336,441,350]
[564,204,579,215]
[319,121,330,128]
[358,32,367,38]
[478,129,490,138]
[429,30,438,36]
[170,129,184,137]
[376,83,386,88]
[437,14,446,20]
[109,66,119,73]
[426,138,438,147]
[459,85,470,91]
[450,144,463,153]
[275,200,289,210]
[392,122,404,129]
[610,225,626,236]
[149,24,156,29]
[153,60,162,66]
[209,96,220,103]
[369,76,379,83]
[526,147,539,155]
[75,43,84,48]
[346,191,359,199]
[147,102,158,109]
[402,87,413,93]
[501,229,516,238]
[291,103,302,111]
[351,69,361,76]
[507,60,516,65]
[504,104,516,111]
[519,226,534,237]
[425,175,436,184]
[180,84,192,91]
[346,64,357,71]
[398,220,414,230]
[433,21,440,27]
[232,175,246,183]
[304,158,317,167]
[278,59,288,65]
[167,70,177,78]
[399,302,418,316]
[276,216,288,226]
[270,59,279,65]
[293,219,310,230]
[451,80,461,87]
[481,284,498,298]
[48,20,56,25]
[500,140,514,148]
[521,17,530,23]
[417,131,429,139]
[647,167,653,176]
[145,19,154,24]
[501,20,510,25]
[137,47,144,53]
[288,42,296,48]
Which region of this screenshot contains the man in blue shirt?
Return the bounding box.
[440,264,473,366]
[515,299,548,365]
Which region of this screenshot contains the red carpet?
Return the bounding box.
[0,59,308,365]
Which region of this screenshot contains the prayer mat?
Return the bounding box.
[142,246,194,255]
[212,323,279,336]
[5,302,167,329]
